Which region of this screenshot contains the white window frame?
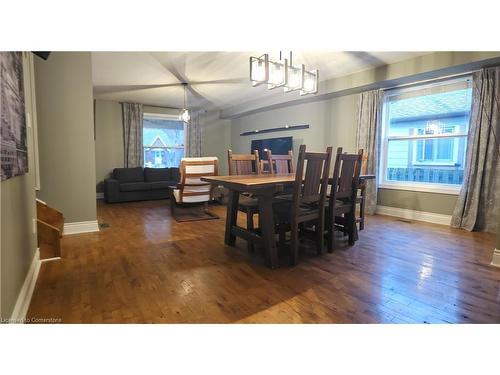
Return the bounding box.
[379,77,471,195]
[142,112,186,168]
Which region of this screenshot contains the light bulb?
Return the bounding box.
[269,61,284,85]
[288,68,300,89]
[303,75,315,92]
[180,109,190,123]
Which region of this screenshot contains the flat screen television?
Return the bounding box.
[251,136,293,160]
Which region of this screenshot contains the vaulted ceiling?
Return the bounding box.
[92,52,430,111]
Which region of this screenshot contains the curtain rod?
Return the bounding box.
[381,70,478,92]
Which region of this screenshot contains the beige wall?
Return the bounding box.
[34,52,97,223]
[377,189,458,215]
[230,95,358,157]
[202,110,232,175]
[94,100,123,192]
[1,53,38,319]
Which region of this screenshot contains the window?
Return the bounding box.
[380,77,472,194]
[143,114,185,168]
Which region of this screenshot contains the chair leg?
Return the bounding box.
[359,197,365,231]
[327,220,335,253]
[348,212,356,246]
[316,217,325,256]
[246,211,255,253]
[203,201,209,213]
[169,189,176,216]
[291,223,299,266]
[278,225,286,245]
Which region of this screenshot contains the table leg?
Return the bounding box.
[225,190,239,246]
[258,189,278,269]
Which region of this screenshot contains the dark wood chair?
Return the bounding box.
[357,153,369,230]
[326,147,363,252]
[267,150,294,174]
[273,145,333,265]
[266,149,294,197]
[227,150,260,176]
[227,149,260,252]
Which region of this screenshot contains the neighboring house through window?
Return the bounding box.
[379,77,472,194]
[143,113,185,168]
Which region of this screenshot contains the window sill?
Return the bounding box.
[378,182,461,195]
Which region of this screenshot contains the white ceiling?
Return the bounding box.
[92,51,430,111]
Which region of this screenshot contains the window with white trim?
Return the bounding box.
[380,77,472,194]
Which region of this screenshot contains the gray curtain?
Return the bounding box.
[355,89,383,214]
[122,103,144,168]
[451,67,500,232]
[185,110,202,157]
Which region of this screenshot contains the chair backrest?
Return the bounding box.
[329,147,363,205]
[266,149,294,174]
[291,145,332,212]
[227,149,260,175]
[178,157,219,203]
[360,153,369,175]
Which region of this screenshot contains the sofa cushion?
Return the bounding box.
[119,182,152,192]
[150,181,175,190]
[144,167,171,182]
[170,167,180,182]
[113,167,144,183]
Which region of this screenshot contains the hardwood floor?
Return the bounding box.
[27,199,500,323]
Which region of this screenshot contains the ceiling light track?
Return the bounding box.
[250,51,319,96]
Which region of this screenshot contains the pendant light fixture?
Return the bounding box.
[179,82,190,123]
[249,51,319,95]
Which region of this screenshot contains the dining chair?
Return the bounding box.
[227,149,260,175]
[326,147,363,252]
[273,145,333,265]
[170,157,219,215]
[266,149,294,174]
[227,149,261,252]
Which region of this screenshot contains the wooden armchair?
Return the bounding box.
[36,199,64,259]
[170,157,219,214]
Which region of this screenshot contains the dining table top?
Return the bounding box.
[201,173,296,188]
[201,173,376,189]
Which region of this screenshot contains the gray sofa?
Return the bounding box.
[104,167,180,203]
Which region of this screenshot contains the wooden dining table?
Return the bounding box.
[201,174,375,269]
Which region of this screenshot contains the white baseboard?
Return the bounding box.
[10,248,41,323]
[63,220,99,235]
[491,248,500,267]
[376,205,452,226]
[96,192,104,200]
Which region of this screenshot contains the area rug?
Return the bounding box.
[172,204,219,222]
